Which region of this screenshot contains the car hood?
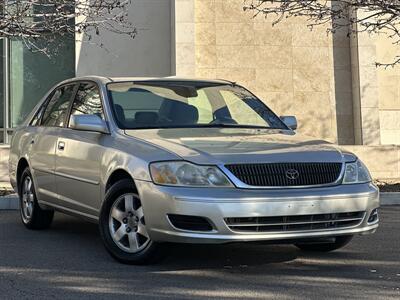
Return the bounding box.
[124,128,353,165]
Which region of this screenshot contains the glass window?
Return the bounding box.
[9,36,75,128]
[221,90,268,127]
[107,82,287,130]
[68,82,104,127]
[0,39,3,143]
[42,85,76,127]
[187,90,213,123]
[30,99,49,127]
[110,85,163,119]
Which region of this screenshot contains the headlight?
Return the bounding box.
[149,161,233,187]
[343,160,372,184]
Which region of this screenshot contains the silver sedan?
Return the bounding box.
[9,76,379,264]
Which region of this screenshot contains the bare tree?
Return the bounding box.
[244,0,400,67]
[0,0,136,54]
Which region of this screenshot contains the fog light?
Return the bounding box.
[368,209,379,223]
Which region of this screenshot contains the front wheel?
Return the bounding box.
[99,179,163,264]
[295,235,353,252]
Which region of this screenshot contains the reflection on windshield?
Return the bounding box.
[107,82,287,130]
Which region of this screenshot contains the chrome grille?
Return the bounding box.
[225,162,342,187]
[225,211,365,233]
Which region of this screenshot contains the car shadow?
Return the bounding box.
[1,209,399,299]
[48,212,300,270]
[35,212,387,274]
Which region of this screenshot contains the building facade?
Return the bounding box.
[0,0,399,146]
[0,37,75,144]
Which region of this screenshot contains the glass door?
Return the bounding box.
[0,38,4,143]
[9,37,75,135]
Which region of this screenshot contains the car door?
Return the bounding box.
[55,81,107,218]
[29,84,77,205]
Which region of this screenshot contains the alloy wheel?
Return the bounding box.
[108,193,150,253]
[21,176,35,221]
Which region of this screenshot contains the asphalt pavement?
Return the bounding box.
[0,207,399,299]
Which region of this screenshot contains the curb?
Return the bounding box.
[0,194,19,210]
[0,193,399,210]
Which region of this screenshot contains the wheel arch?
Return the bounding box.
[105,169,138,194]
[16,157,30,189]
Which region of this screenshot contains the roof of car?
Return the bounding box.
[59,76,234,86]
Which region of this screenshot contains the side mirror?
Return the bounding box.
[69,114,109,134]
[280,115,297,130]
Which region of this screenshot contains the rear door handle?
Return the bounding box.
[58,141,65,151]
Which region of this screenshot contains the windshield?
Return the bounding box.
[107,81,288,130]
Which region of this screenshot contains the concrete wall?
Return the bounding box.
[343,145,400,180]
[175,0,357,144]
[341,10,400,146]
[175,0,195,76]
[76,0,174,77]
[376,35,400,145]
[350,10,381,145]
[175,1,400,147]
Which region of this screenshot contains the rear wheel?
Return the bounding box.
[295,235,353,252]
[19,167,54,229]
[99,179,163,264]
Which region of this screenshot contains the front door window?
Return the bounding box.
[68,82,104,127]
[41,85,76,127]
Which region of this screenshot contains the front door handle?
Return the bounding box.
[58,141,65,151]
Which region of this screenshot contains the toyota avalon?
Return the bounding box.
[9,76,379,264]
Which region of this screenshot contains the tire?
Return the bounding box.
[18,167,54,230]
[295,235,353,252]
[99,179,163,265]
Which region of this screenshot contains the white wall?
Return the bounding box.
[76,0,173,77]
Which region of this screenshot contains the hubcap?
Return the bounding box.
[21,176,34,221]
[108,194,150,253]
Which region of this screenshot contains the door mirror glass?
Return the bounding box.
[69,114,109,133]
[280,116,297,130]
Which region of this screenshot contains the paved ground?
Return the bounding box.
[0,208,399,300]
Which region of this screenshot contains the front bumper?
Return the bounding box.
[136,181,379,244]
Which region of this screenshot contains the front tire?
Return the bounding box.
[99,179,163,264]
[295,235,353,252]
[18,167,54,229]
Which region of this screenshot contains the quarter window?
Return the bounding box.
[42,85,76,127]
[68,82,104,127]
[30,100,48,126]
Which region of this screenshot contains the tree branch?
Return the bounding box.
[0,0,136,54]
[244,0,400,66]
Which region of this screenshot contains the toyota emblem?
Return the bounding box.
[285,169,300,180]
